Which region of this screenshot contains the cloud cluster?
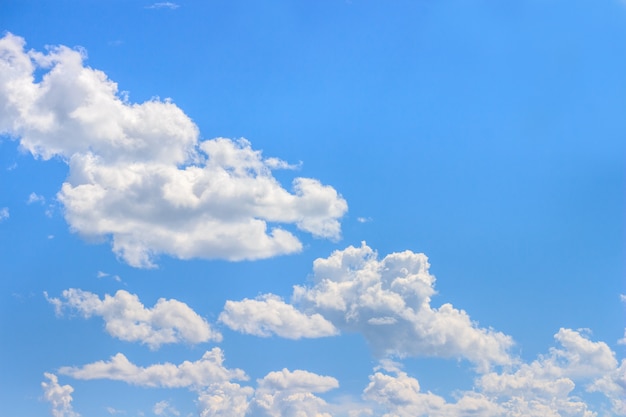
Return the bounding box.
[58,351,339,417]
[0,33,347,267]
[46,288,220,349]
[222,242,513,370]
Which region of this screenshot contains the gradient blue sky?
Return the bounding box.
[1,1,625,416]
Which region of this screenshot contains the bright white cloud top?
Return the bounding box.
[1,2,624,417]
[0,33,347,267]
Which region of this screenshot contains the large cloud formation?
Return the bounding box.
[0,33,347,267]
[221,242,514,371]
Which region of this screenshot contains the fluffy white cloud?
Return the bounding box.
[0,33,347,267]
[197,382,254,417]
[59,348,247,388]
[294,243,514,370]
[363,361,502,417]
[223,242,513,370]
[249,369,339,417]
[46,289,221,349]
[219,294,338,339]
[477,329,621,417]
[41,373,79,417]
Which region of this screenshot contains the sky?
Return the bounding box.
[0,1,625,416]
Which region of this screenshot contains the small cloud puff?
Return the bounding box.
[0,207,9,221]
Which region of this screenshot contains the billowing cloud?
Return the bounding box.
[219,294,338,339]
[363,361,502,417]
[59,348,247,388]
[249,369,338,417]
[0,33,347,267]
[222,242,513,370]
[46,288,221,349]
[197,382,254,417]
[41,373,79,417]
[478,329,621,417]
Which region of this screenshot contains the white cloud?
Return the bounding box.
[27,192,45,204]
[197,382,253,417]
[46,288,221,349]
[0,207,8,221]
[153,400,180,416]
[294,242,514,370]
[145,2,180,9]
[0,33,347,267]
[219,294,338,339]
[249,369,339,417]
[363,362,502,417]
[223,242,513,370]
[41,373,79,417]
[59,348,247,388]
[477,329,620,417]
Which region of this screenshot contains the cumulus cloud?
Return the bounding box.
[197,382,254,417]
[60,348,247,388]
[41,373,79,417]
[249,369,339,417]
[219,294,338,339]
[222,242,513,370]
[0,33,347,267]
[477,329,621,417]
[46,288,221,349]
[363,361,502,417]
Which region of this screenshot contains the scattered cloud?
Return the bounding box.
[153,400,180,417]
[0,33,347,267]
[356,217,372,223]
[60,348,246,388]
[27,192,45,204]
[0,207,9,221]
[41,373,79,417]
[145,2,180,10]
[219,294,338,339]
[46,289,221,349]
[97,271,122,282]
[222,242,513,371]
[106,407,126,415]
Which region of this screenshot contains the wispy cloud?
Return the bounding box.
[145,2,180,10]
[0,207,9,222]
[27,192,45,204]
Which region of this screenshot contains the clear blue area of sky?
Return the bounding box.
[1,1,624,416]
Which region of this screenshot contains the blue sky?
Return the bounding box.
[1,1,625,416]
